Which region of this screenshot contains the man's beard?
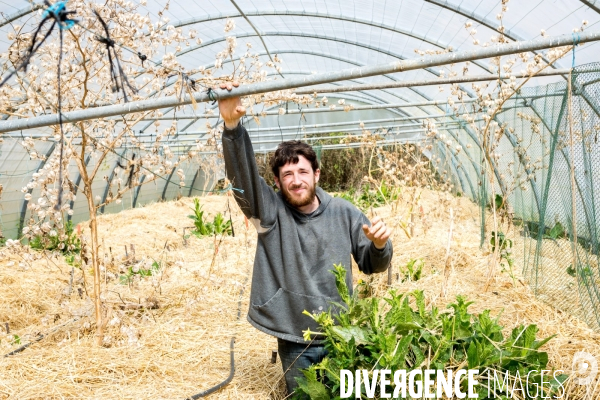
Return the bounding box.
[281,181,317,209]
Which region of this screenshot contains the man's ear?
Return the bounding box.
[314,169,320,183]
[274,176,280,189]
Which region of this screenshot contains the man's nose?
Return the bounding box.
[291,172,301,184]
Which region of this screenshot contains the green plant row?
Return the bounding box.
[513,218,567,241]
[29,220,81,255]
[119,259,161,285]
[335,181,400,213]
[293,265,566,400]
[187,198,233,237]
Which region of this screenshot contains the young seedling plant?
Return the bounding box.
[187,198,233,238]
[400,258,423,282]
[490,231,516,287]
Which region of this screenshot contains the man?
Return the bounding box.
[218,92,393,395]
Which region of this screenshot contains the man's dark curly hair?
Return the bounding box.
[270,140,319,179]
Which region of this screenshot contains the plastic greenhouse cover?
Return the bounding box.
[0,0,599,236]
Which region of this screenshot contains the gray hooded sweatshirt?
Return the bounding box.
[222,123,393,343]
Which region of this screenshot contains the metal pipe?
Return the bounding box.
[117,122,487,149]
[133,99,476,122]
[74,125,432,148]
[0,2,44,28]
[424,0,567,71]
[1,30,598,133]
[90,121,470,147]
[246,133,423,146]
[167,12,494,74]
[122,137,423,153]
[131,72,568,123]
[131,89,560,123]
[227,0,282,78]
[580,0,600,14]
[244,120,464,135]
[132,61,567,124]
[30,120,468,146]
[234,113,456,133]
[18,143,56,237]
[295,68,574,95]
[4,95,541,140]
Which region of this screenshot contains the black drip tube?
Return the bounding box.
[186,337,236,399]
[4,333,45,357]
[185,273,249,399]
[3,315,83,358]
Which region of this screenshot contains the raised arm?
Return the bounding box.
[219,93,279,230]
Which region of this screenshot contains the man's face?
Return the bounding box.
[274,155,320,209]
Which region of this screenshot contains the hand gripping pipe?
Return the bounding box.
[0,30,598,133]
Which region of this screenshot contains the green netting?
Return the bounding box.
[422,62,600,330]
[442,62,600,331]
[314,143,323,165]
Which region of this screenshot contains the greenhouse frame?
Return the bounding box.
[1,0,600,398]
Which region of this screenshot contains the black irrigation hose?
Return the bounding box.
[186,337,236,399]
[185,265,249,399]
[3,333,45,357]
[3,314,84,358]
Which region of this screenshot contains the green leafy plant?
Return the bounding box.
[566,264,595,278]
[293,264,565,399]
[212,212,233,235]
[400,258,423,282]
[188,198,214,236]
[488,194,514,224]
[335,181,400,212]
[29,220,81,255]
[187,199,233,238]
[490,194,506,212]
[335,187,358,205]
[490,231,516,286]
[523,221,567,241]
[545,222,566,240]
[119,259,161,285]
[65,254,83,269]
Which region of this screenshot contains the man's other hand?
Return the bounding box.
[362,216,392,250]
[217,82,246,129]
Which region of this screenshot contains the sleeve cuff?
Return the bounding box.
[371,241,388,253]
[222,122,243,140]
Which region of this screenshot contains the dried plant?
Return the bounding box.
[415,0,583,289]
[0,0,313,345]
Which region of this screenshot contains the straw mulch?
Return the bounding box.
[1,188,599,399]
